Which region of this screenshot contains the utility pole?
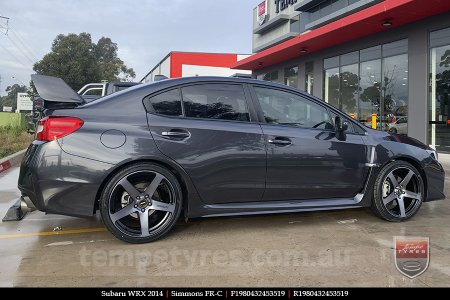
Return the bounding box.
[0,15,9,35]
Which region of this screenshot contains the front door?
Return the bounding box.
[252,86,368,201]
[145,83,266,204]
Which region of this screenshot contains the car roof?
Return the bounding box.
[135,76,305,94]
[112,82,140,87]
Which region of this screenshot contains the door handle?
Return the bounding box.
[161,129,190,139]
[268,137,292,146]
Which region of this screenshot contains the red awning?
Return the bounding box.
[232,0,450,70]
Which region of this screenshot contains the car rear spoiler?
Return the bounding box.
[31,75,86,107]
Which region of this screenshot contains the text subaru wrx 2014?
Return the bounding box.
[18,75,445,243]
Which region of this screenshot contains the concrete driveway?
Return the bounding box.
[1,158,449,287]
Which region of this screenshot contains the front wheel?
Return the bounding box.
[372,161,424,222]
[100,163,182,243]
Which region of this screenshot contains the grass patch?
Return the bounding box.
[0,125,34,159]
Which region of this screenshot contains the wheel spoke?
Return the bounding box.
[139,211,150,237]
[111,204,137,222]
[405,191,421,200]
[144,173,164,198]
[400,170,415,187]
[387,172,399,187]
[383,192,397,205]
[118,178,140,199]
[397,198,406,218]
[150,200,175,213]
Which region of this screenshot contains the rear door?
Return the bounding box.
[145,82,266,204]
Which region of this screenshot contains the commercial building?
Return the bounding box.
[233,0,450,153]
[141,51,251,83]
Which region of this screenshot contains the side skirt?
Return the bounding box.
[199,198,363,218]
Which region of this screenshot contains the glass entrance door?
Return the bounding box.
[359,54,408,132]
[429,27,450,152]
[381,53,409,134]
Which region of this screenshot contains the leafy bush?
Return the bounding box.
[0,124,33,159]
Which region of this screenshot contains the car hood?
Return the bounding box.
[364,127,430,150]
[384,132,430,150]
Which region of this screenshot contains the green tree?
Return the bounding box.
[0,84,29,111]
[33,33,135,91]
[95,37,136,82]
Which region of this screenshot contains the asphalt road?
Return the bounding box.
[1,159,450,287]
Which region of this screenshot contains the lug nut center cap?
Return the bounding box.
[137,198,150,209]
[395,187,405,196]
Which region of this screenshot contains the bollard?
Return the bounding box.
[372,114,377,129]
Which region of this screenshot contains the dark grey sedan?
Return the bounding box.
[18,75,445,243]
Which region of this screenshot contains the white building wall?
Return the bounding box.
[181,65,251,77]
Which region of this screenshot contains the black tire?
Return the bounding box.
[100,162,182,243]
[372,160,424,222]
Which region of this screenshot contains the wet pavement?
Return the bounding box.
[1,159,450,287]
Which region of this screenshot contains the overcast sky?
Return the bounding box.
[0,0,260,96]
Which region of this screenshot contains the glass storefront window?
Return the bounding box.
[262,70,279,82]
[382,53,408,132]
[429,27,450,152]
[340,51,359,66]
[382,39,408,58]
[324,66,340,108]
[324,56,339,69]
[359,59,381,126]
[360,45,381,62]
[284,66,299,87]
[340,63,359,117]
[305,61,314,95]
[322,39,408,133]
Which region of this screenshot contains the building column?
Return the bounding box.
[313,58,323,99]
[408,27,429,144]
[298,61,305,91]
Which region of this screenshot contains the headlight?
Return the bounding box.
[426,149,438,160]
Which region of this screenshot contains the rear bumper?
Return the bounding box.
[18,141,113,217]
[424,159,446,202]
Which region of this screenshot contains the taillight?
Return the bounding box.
[36,116,84,141]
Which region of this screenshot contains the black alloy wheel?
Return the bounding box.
[100,163,182,243]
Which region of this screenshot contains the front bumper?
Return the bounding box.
[18,140,113,217]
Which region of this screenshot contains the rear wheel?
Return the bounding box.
[100,163,182,243]
[372,161,424,221]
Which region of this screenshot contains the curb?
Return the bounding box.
[0,149,27,174]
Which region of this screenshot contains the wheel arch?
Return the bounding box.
[94,158,193,219]
[380,156,428,197]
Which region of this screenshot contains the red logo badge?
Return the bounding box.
[394,236,429,278]
[257,1,267,26]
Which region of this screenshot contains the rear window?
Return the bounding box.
[144,89,182,117]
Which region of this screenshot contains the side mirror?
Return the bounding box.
[335,116,349,132]
[335,116,348,141]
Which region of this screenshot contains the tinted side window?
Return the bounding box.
[84,88,102,96]
[254,87,333,130]
[145,89,182,117]
[181,84,250,121]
